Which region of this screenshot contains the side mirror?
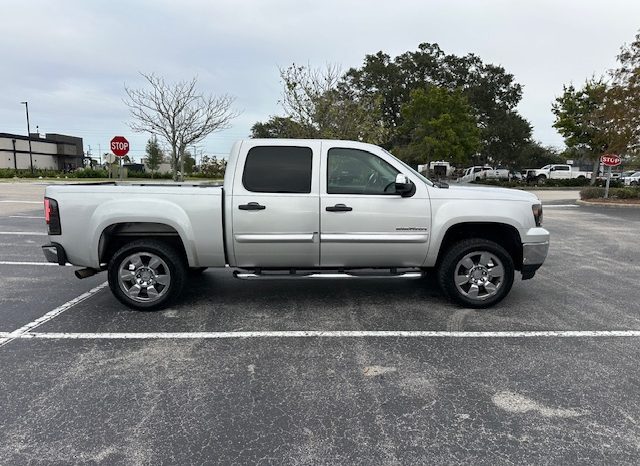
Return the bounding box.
[395,174,414,197]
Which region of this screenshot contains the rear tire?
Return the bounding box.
[437,239,514,309]
[107,239,186,311]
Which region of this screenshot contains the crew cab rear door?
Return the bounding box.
[230,141,321,267]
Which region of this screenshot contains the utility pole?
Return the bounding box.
[11,139,17,170]
[20,101,34,174]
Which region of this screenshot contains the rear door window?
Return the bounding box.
[242,146,313,193]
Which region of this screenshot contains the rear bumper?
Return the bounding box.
[42,243,68,266]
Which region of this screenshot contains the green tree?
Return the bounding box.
[144,136,163,178]
[611,30,640,158]
[479,112,532,167]
[252,64,388,144]
[552,79,610,184]
[342,43,530,161]
[553,31,640,182]
[395,87,481,167]
[183,151,196,175]
[200,155,227,178]
[513,142,564,170]
[250,116,314,138]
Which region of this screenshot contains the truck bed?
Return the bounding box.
[45,184,226,268]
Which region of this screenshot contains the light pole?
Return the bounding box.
[20,101,34,174]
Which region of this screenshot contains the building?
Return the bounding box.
[0,132,84,171]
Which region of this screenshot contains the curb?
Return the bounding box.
[576,200,640,209]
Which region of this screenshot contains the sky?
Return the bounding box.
[1,0,638,162]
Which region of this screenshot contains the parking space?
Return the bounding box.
[1,183,639,464]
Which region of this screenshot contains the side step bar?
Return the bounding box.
[233,270,424,280]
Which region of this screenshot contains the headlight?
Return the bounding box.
[532,203,543,227]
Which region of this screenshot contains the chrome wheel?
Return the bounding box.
[454,251,504,301]
[118,252,171,303]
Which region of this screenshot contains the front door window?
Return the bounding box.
[327,148,399,195]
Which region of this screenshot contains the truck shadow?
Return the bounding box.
[173,270,468,332]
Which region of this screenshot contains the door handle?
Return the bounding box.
[326,204,352,212]
[239,202,266,211]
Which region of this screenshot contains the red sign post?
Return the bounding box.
[601,154,621,199]
[110,136,130,157]
[110,136,130,180]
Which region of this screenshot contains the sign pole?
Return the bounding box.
[604,165,611,199]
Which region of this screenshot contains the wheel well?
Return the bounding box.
[436,223,523,270]
[99,222,188,267]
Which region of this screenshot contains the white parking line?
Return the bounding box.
[0,200,41,204]
[9,215,45,219]
[0,282,108,348]
[0,261,71,266]
[544,205,579,208]
[3,330,640,340]
[0,231,47,236]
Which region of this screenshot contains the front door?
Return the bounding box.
[320,146,430,268]
[231,142,321,268]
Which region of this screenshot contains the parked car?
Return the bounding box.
[623,171,640,186]
[620,171,639,184]
[42,139,549,310]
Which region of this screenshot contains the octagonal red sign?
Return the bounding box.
[601,154,621,167]
[110,136,130,157]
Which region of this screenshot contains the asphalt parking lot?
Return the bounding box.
[0,183,639,465]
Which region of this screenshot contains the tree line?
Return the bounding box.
[123,32,639,181]
[251,42,560,171]
[252,35,639,178]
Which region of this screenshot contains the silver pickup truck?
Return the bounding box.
[42,139,549,310]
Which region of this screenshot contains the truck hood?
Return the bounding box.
[429,184,540,203]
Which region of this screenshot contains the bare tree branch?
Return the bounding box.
[124,73,239,180]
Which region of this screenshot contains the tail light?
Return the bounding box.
[44,197,61,235]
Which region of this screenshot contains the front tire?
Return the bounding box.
[108,239,186,311]
[437,239,514,309]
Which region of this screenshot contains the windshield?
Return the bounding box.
[382,149,434,186]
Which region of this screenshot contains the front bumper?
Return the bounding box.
[521,240,549,280]
[42,243,68,266]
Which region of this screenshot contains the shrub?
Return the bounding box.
[580,186,640,200]
[74,168,108,178]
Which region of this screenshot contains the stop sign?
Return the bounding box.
[110,136,130,157]
[601,154,621,167]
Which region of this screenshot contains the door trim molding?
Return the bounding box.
[234,233,316,243]
[321,233,428,243]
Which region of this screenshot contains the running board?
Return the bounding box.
[233,270,423,280]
